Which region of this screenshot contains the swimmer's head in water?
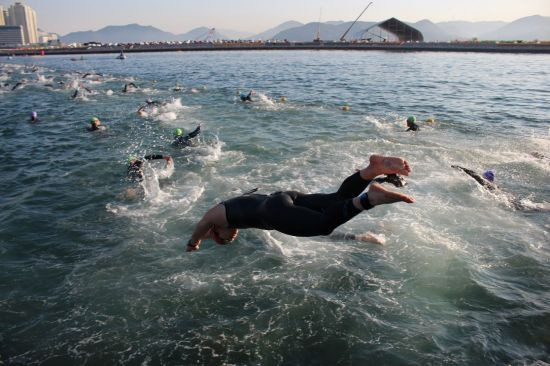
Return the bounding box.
[174,128,183,137]
[31,111,37,119]
[90,116,100,126]
[407,116,416,124]
[483,170,495,182]
[146,98,153,104]
[127,156,139,164]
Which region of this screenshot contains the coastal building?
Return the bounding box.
[39,29,58,44]
[0,6,5,26]
[363,18,424,42]
[7,2,38,45]
[0,25,24,47]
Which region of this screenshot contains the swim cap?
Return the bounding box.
[127,156,138,164]
[31,111,37,118]
[146,98,153,103]
[483,170,495,182]
[174,128,183,136]
[90,116,99,124]
[407,116,416,123]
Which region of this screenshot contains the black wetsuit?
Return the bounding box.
[240,92,252,102]
[173,125,201,147]
[452,165,497,191]
[222,171,372,237]
[127,155,165,182]
[123,83,138,92]
[406,122,420,131]
[11,81,25,91]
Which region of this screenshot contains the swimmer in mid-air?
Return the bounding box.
[240,90,254,102]
[127,154,173,182]
[186,155,414,251]
[173,125,201,148]
[406,116,420,131]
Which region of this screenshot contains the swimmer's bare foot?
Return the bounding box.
[360,155,411,180]
[367,183,415,206]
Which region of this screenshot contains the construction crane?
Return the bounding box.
[339,2,373,42]
[314,8,322,42]
[195,28,217,42]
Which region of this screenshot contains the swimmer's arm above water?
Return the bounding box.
[144,155,172,163]
[187,204,225,251]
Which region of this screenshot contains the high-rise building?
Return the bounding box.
[7,2,38,45]
[0,7,5,26]
[2,9,10,27]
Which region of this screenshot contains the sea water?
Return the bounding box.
[0,51,549,365]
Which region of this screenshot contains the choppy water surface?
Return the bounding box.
[1,51,549,365]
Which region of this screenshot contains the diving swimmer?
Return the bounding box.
[186,155,414,251]
[127,154,173,182]
[173,125,201,147]
[406,116,420,131]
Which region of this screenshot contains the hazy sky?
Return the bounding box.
[1,0,548,35]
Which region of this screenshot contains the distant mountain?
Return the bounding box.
[272,21,377,41]
[176,27,226,41]
[437,21,506,40]
[410,19,455,42]
[59,15,550,44]
[61,24,177,43]
[479,15,550,40]
[217,28,254,40]
[251,21,303,40]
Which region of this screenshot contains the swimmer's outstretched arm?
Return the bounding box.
[186,124,201,139]
[452,165,494,189]
[187,204,226,251]
[144,154,172,163]
[329,231,385,245]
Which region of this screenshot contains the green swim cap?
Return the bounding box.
[407,116,416,123]
[127,156,138,164]
[174,128,183,136]
[90,116,99,123]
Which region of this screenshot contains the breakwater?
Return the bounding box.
[3,41,550,56]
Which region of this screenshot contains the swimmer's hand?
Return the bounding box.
[186,239,200,252]
[355,232,386,245]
